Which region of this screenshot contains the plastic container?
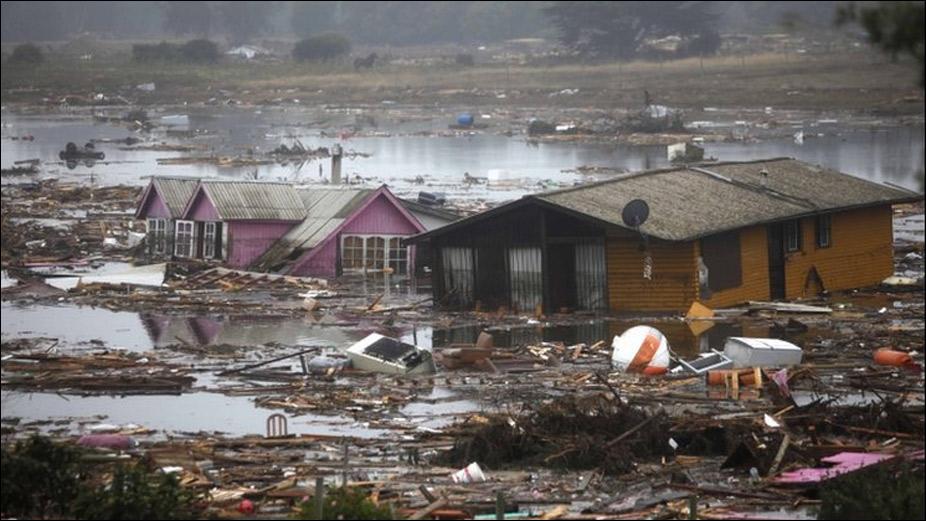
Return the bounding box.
[451,462,486,483]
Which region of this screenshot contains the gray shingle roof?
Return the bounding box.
[410,158,920,243]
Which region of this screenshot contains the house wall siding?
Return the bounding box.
[226,221,297,268]
[289,194,423,278]
[698,205,893,308]
[701,226,770,308]
[784,205,894,298]
[606,235,698,312]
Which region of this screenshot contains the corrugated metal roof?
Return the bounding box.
[410,158,920,243]
[250,188,373,271]
[152,177,200,218]
[200,180,306,221]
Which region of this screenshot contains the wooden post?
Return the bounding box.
[314,477,325,520]
[688,495,698,519]
[496,490,505,520]
[342,442,349,487]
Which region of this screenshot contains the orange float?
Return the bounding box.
[873,348,914,367]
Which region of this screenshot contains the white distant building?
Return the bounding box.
[226,45,271,60]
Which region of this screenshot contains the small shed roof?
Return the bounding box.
[410,158,920,243]
[185,180,306,221]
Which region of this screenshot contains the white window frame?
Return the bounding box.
[816,214,832,249]
[340,234,409,273]
[175,220,195,258]
[203,222,217,259]
[147,218,167,254]
[784,221,801,253]
[387,237,409,275]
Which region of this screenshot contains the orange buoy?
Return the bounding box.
[874,348,914,367]
[642,365,668,376]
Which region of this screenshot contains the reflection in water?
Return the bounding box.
[139,313,364,348]
[0,302,366,351]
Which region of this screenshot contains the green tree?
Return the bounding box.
[543,1,720,59]
[7,42,44,65]
[1,435,83,518]
[294,486,393,520]
[293,33,351,62]
[73,463,196,520]
[837,1,925,86]
[819,463,925,519]
[180,38,220,63]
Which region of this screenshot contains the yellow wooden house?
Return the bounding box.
[408,158,920,313]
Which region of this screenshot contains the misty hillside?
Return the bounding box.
[2,1,845,45]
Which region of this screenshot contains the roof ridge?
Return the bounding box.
[688,165,819,210]
[201,179,296,186]
[149,175,200,181]
[534,158,798,199]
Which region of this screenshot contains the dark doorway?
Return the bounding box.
[475,245,507,309]
[767,224,786,300]
[548,243,576,311]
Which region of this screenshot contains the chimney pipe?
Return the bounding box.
[331,143,342,184]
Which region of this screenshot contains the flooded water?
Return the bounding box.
[3,108,923,199]
[2,299,822,360]
[0,390,391,438]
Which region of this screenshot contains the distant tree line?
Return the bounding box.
[132,39,220,64]
[543,1,722,59]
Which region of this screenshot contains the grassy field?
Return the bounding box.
[2,48,923,114]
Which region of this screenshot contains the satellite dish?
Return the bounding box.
[622,199,650,228]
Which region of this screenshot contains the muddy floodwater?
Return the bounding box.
[2,108,923,200]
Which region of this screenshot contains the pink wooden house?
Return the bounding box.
[177,180,305,268]
[252,186,427,278]
[138,178,433,278]
[135,177,200,258]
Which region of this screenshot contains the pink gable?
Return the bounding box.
[185,188,220,221]
[136,184,172,219]
[287,189,425,277]
[343,193,424,235]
